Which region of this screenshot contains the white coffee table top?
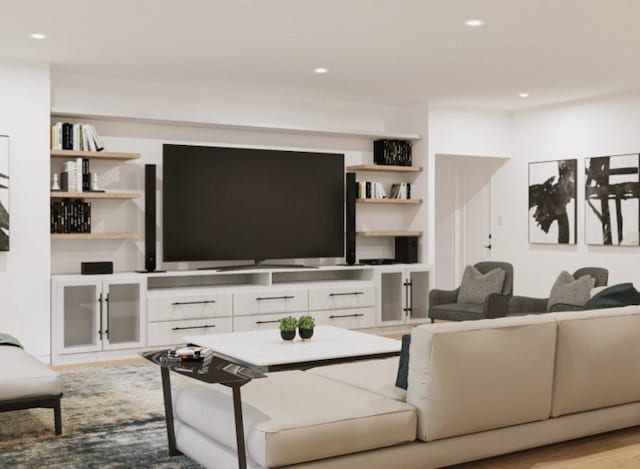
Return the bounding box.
[184,325,401,369]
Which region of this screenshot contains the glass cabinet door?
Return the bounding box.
[408,269,430,322]
[58,282,102,354]
[102,279,145,350]
[379,271,405,325]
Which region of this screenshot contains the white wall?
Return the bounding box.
[428,107,512,286]
[493,91,640,296]
[0,59,51,359]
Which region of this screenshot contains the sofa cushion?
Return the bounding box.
[458,266,505,304]
[406,316,557,442]
[308,357,406,401]
[0,346,62,401]
[547,271,595,312]
[548,306,640,417]
[172,370,416,467]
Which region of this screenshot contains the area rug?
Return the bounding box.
[0,363,201,468]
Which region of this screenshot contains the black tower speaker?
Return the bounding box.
[137,164,164,273]
[345,172,357,265]
[395,236,419,264]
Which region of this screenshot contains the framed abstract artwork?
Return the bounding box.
[0,135,8,251]
[585,153,640,246]
[528,159,577,244]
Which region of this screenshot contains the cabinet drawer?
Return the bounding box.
[147,317,233,347]
[233,312,306,332]
[147,291,232,322]
[308,284,375,311]
[233,288,308,315]
[313,307,376,329]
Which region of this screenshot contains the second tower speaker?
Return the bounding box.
[345,172,357,265]
[143,164,159,272]
[395,236,419,264]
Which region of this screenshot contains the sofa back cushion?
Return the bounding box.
[406,316,557,442]
[548,306,640,417]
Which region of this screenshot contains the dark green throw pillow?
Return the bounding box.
[583,283,640,310]
[395,334,411,390]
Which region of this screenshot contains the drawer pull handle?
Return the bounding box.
[171,300,216,306]
[171,324,217,331]
[255,296,294,301]
[255,320,281,325]
[329,292,365,297]
[329,313,365,319]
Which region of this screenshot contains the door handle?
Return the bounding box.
[105,292,110,339]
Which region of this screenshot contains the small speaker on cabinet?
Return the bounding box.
[345,172,357,265]
[395,236,419,264]
[137,164,165,273]
[81,261,113,275]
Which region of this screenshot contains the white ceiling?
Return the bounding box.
[2,0,640,110]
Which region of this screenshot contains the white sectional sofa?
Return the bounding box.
[172,306,640,468]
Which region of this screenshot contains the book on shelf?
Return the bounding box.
[50,199,91,234]
[51,122,105,152]
[356,180,387,199]
[388,182,411,199]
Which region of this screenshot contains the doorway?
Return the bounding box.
[434,154,508,289]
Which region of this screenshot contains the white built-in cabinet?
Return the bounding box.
[52,275,146,357]
[51,265,429,364]
[376,265,430,325]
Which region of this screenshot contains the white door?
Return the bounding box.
[435,155,507,289]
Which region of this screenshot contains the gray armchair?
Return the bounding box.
[508,267,609,315]
[428,261,514,322]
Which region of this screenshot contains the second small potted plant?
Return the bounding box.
[298,314,315,340]
[279,316,298,341]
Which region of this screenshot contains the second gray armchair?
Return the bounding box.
[508,267,609,315]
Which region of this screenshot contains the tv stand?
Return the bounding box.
[213,263,318,272]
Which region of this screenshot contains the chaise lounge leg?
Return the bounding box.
[54,398,62,435]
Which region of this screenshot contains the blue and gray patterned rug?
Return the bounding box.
[0,363,201,468]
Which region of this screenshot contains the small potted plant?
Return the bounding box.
[279,316,298,341]
[297,314,315,340]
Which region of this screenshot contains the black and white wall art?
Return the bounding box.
[0,135,8,251]
[529,159,577,244]
[585,154,640,246]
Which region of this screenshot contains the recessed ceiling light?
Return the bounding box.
[30,33,46,40]
[519,93,530,98]
[464,19,484,27]
[314,67,329,74]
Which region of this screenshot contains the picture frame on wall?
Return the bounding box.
[585,153,640,246]
[0,135,8,251]
[528,159,577,244]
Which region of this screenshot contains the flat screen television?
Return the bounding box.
[162,144,345,265]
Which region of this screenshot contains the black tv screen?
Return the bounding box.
[162,144,345,263]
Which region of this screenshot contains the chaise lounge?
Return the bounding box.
[0,336,63,435]
[170,304,640,468]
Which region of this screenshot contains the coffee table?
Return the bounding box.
[142,349,266,469]
[184,325,401,372]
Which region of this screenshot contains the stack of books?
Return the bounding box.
[50,199,91,234]
[373,140,412,166]
[388,182,412,199]
[357,181,387,199]
[51,122,104,152]
[58,158,91,193]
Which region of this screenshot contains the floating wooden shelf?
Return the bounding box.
[51,149,140,160]
[356,231,423,237]
[51,232,140,240]
[357,198,422,205]
[51,191,140,199]
[347,164,422,173]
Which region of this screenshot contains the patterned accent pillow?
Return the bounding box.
[547,271,595,312]
[457,266,506,305]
